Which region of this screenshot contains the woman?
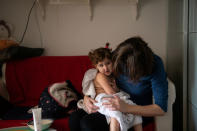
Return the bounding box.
[69,36,168,131]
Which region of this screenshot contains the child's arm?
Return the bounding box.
[95,73,118,95]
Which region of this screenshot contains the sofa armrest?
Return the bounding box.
[154,78,176,131]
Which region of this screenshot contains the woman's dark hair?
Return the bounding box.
[88,48,112,65]
[112,36,154,82]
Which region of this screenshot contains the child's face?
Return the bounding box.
[95,58,113,76]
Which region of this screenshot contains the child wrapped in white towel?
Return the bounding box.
[79,47,142,131]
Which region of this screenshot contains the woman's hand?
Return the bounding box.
[84,95,99,113]
[102,95,129,113]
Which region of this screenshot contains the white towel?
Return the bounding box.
[77,69,97,111]
[94,92,142,131]
[82,68,97,98]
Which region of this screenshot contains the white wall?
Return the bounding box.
[0,0,168,64]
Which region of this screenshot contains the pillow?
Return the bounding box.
[38,80,82,119]
[0,45,44,62]
[0,45,44,77]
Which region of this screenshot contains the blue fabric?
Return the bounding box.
[116,55,168,112]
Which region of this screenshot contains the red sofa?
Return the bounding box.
[0,56,155,131]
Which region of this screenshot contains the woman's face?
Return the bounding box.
[96,58,113,76]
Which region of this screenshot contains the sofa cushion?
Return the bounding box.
[5,56,92,106]
[6,58,50,106]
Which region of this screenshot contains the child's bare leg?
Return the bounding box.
[110,117,120,131]
[133,124,143,131]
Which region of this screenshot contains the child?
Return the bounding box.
[87,47,142,131]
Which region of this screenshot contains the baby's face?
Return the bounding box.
[96,58,113,76]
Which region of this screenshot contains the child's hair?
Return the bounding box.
[88,48,112,65]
